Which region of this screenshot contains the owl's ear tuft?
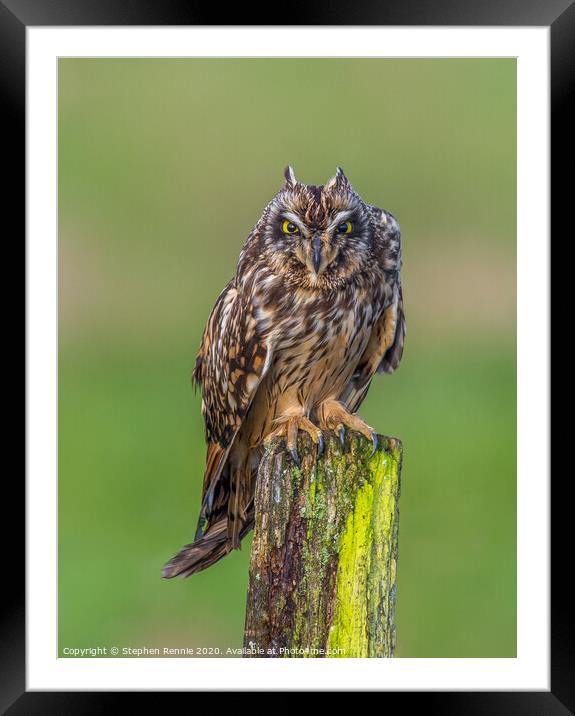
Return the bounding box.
[326,166,351,191]
[284,165,298,187]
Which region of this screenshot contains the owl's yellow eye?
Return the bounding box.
[282,220,299,235]
[336,221,353,235]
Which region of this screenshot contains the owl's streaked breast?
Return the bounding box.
[238,280,386,449]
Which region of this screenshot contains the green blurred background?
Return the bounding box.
[58,58,516,658]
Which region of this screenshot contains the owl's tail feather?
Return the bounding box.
[227,466,249,550]
[162,504,254,578]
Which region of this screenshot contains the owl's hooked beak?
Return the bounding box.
[311,235,322,275]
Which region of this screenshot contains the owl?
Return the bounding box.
[163,167,405,578]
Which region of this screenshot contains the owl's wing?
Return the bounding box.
[192,279,272,527]
[376,283,406,375]
[340,282,406,414]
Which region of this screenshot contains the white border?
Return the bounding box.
[27,27,549,691]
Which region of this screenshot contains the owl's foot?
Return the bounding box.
[317,399,378,456]
[263,415,324,468]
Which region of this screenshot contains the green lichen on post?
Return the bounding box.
[244,432,402,658]
[327,443,401,657]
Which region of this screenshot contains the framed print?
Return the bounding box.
[6,0,567,707]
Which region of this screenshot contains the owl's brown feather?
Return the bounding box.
[163,167,405,577]
[341,284,406,413]
[163,280,272,578]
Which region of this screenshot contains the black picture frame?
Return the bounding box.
[6,0,567,708]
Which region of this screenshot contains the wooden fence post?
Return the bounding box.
[243,431,402,658]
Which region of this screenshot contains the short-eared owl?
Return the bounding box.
[163,167,405,577]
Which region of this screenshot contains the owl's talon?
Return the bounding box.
[288,446,301,468]
[265,415,324,467]
[318,400,378,455]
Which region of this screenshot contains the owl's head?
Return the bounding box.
[258,166,375,290]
